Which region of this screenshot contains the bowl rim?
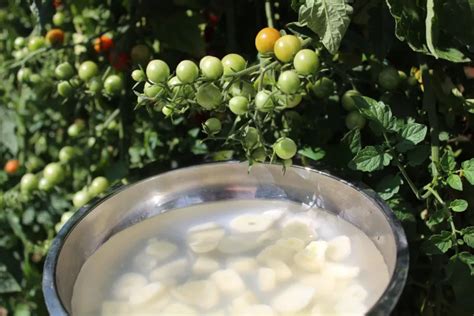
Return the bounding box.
[42,161,409,316]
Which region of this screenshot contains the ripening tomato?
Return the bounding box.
[255,27,281,54]
[93,35,113,53]
[46,28,65,46]
[4,159,20,174]
[274,35,301,63]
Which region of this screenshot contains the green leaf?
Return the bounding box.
[461,226,474,248]
[440,149,456,172]
[352,96,396,132]
[0,264,21,294]
[461,158,474,185]
[447,174,463,191]
[298,0,352,54]
[425,0,439,58]
[457,251,474,265]
[449,199,468,212]
[0,107,18,155]
[298,147,326,161]
[422,231,453,254]
[400,122,427,145]
[350,146,392,172]
[342,128,361,154]
[376,174,402,200]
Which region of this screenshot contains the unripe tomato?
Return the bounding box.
[311,77,334,99]
[87,77,102,94]
[199,56,223,80]
[277,94,302,108]
[204,118,222,135]
[46,28,65,46]
[28,36,45,51]
[131,44,151,65]
[25,156,44,172]
[274,137,297,159]
[13,304,30,316]
[21,173,38,192]
[229,81,255,98]
[73,190,91,208]
[93,35,113,53]
[251,147,266,162]
[196,84,222,110]
[78,61,98,81]
[146,59,170,83]
[4,159,20,174]
[228,96,249,115]
[345,111,366,129]
[274,35,301,63]
[293,49,319,75]
[221,54,246,76]
[38,177,53,191]
[255,27,281,54]
[104,75,123,95]
[43,162,64,184]
[88,176,109,197]
[59,146,75,163]
[131,69,145,82]
[341,90,361,111]
[67,120,85,137]
[57,81,73,97]
[17,68,32,82]
[162,105,173,116]
[55,62,74,80]
[255,90,274,112]
[144,82,163,98]
[176,60,199,83]
[378,67,400,90]
[244,127,259,149]
[52,12,65,26]
[278,70,300,94]
[14,37,26,49]
[29,74,41,84]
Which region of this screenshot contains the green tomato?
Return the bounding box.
[199,56,223,80]
[87,77,102,94]
[38,177,52,191]
[73,190,91,208]
[251,147,267,162]
[278,70,300,94]
[345,111,366,129]
[144,82,163,98]
[17,68,32,82]
[244,127,259,149]
[146,59,170,83]
[14,37,26,49]
[162,105,173,116]
[255,90,274,112]
[378,67,400,90]
[25,156,44,172]
[78,61,99,81]
[21,173,38,193]
[52,12,65,26]
[14,304,30,316]
[176,60,199,83]
[221,54,246,76]
[55,62,74,80]
[341,90,361,111]
[277,94,302,108]
[131,44,151,65]
[311,77,334,99]
[104,75,123,95]
[228,96,249,115]
[89,176,109,197]
[43,162,64,184]
[274,35,301,63]
[28,36,45,52]
[67,120,85,137]
[196,84,222,110]
[274,137,297,160]
[30,74,41,84]
[131,69,145,82]
[204,118,222,135]
[59,146,75,163]
[57,81,73,97]
[293,49,319,75]
[229,81,255,98]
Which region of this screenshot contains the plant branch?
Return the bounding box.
[265,0,274,28]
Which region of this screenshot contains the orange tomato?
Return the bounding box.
[4,159,20,174]
[46,29,65,46]
[93,35,114,53]
[255,27,281,54]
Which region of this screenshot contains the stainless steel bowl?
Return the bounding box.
[43,162,409,315]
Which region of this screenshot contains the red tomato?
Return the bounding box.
[109,51,130,71]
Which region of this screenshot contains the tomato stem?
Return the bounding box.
[265,0,274,28]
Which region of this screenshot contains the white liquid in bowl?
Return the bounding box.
[71,199,390,315]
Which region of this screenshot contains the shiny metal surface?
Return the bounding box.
[43,162,408,315]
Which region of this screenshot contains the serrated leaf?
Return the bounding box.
[422,231,453,254]
[298,147,326,161]
[376,174,402,200]
[400,122,427,145]
[0,264,21,294]
[450,199,468,212]
[447,174,463,191]
[461,158,474,185]
[350,146,392,172]
[461,226,474,248]
[440,149,456,172]
[299,0,352,54]
[342,128,361,154]
[352,96,396,131]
